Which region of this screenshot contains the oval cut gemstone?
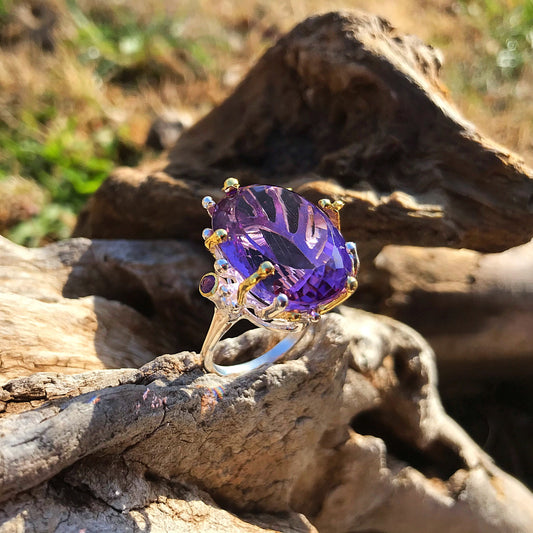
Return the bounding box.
[212,185,353,311]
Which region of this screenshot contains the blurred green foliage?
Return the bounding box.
[1,0,531,246]
[6,204,74,247]
[0,0,13,20]
[0,0,226,246]
[0,107,126,245]
[481,0,533,78]
[456,0,533,86]
[66,0,221,82]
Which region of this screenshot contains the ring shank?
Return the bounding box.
[201,309,306,376]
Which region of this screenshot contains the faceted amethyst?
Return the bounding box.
[212,185,353,311]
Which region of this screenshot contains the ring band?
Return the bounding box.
[199,178,359,376]
[201,308,307,376]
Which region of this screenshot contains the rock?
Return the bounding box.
[0,480,316,533]
[373,239,533,381]
[0,236,211,384]
[0,291,170,383]
[145,111,189,151]
[1,310,532,532]
[74,11,533,258]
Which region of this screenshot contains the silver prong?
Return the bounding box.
[202,196,215,209]
[214,258,229,274]
[346,241,360,274]
[202,196,216,216]
[260,294,289,320]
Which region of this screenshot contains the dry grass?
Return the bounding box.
[0,0,531,244]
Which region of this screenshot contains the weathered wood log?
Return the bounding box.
[0,476,316,532]
[0,236,211,383]
[74,11,533,258]
[2,307,533,532]
[373,240,533,381]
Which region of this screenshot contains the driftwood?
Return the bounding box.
[2,291,533,532]
[74,12,533,260]
[0,236,211,383]
[2,9,533,533]
[374,240,533,381]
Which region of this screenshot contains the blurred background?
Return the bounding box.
[0,0,531,246]
[0,0,532,489]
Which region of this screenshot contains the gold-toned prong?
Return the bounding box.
[332,200,345,212]
[318,198,345,230]
[237,261,275,306]
[222,177,240,193]
[345,276,358,292]
[204,228,228,251]
[318,198,332,210]
[318,276,358,315]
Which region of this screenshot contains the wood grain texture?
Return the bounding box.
[0,236,211,383]
[374,240,533,380]
[1,310,533,531]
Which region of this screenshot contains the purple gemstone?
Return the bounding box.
[212,185,353,311]
[200,273,217,294]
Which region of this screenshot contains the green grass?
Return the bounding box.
[0,107,133,245]
[66,0,223,83]
[487,0,533,78]
[0,0,227,246]
[0,0,13,19]
[453,0,533,89]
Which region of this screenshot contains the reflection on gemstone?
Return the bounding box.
[212,185,352,311]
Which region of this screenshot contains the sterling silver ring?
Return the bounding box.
[199,178,359,376]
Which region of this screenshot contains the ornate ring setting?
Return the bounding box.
[200,178,359,376]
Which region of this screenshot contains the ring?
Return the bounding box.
[199,178,359,376]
